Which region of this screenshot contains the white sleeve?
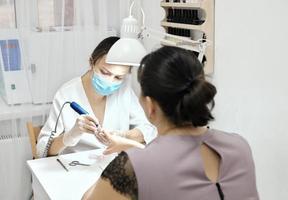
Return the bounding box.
[36,91,65,157]
[129,89,157,144]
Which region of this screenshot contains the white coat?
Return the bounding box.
[37,76,156,157]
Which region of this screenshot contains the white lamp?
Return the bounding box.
[106,1,210,66]
[106,2,146,66]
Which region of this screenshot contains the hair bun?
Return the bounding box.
[175,79,216,127]
[182,77,201,94]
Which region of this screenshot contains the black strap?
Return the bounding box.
[216,182,224,200]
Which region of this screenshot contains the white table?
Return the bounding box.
[27,149,116,200]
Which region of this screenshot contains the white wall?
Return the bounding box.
[142,0,288,199]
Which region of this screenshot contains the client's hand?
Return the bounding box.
[63,115,99,147]
[94,130,126,145]
[96,130,145,155]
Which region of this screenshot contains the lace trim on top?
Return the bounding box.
[101,151,138,200]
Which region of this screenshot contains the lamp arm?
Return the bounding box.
[129,1,135,16]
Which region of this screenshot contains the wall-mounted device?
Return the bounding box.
[0,31,32,105]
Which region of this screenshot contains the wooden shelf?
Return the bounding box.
[160,2,202,8]
[161,21,203,30]
[160,0,214,75]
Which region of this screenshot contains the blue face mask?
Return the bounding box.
[91,72,123,96]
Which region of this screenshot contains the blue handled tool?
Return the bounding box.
[70,101,99,128]
[70,101,89,115]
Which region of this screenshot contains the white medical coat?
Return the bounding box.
[37,76,156,157]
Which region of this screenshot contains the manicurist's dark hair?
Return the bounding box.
[138,46,216,127]
[89,36,120,66]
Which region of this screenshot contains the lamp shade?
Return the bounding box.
[106,38,147,66]
[106,13,147,66]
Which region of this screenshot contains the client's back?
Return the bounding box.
[126,129,258,200]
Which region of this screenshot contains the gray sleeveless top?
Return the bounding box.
[101,129,259,200]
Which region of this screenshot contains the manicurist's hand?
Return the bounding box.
[63,115,100,147]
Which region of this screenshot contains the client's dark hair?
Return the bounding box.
[89,36,120,66]
[138,46,216,127]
